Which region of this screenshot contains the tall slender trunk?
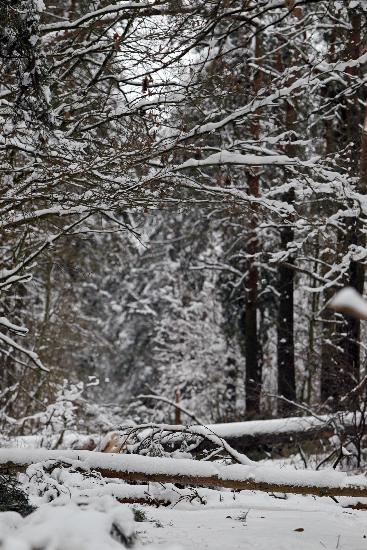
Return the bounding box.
[245,34,262,416]
[322,10,366,407]
[276,2,307,414]
[277,87,297,415]
[277,212,296,412]
[342,101,367,408]
[320,25,345,407]
[304,255,319,405]
[245,190,260,415]
[341,10,364,401]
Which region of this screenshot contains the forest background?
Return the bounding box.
[1,0,367,435]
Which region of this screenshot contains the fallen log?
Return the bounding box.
[98,413,360,461]
[192,413,360,454]
[1,448,367,498]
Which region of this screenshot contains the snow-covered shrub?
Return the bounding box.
[0,499,135,550]
[2,459,137,549]
[8,380,122,448]
[17,381,85,442]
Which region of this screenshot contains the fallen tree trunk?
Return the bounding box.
[1,448,367,498]
[192,413,360,453]
[98,413,360,460]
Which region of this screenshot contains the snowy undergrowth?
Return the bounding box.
[1,452,367,550]
[0,460,136,550]
[0,431,366,550]
[0,457,201,550]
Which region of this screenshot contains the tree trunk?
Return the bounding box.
[277,216,296,412]
[277,104,297,414]
[245,224,260,415]
[341,10,364,402]
[224,357,238,422]
[275,6,302,414]
[3,449,367,498]
[245,33,262,416]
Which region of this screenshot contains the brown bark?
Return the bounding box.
[174,389,182,424]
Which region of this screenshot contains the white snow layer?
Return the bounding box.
[201,413,348,438]
[0,497,134,550]
[328,286,367,319]
[135,490,367,550]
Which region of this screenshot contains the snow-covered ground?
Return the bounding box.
[2,482,366,550]
[134,490,367,550]
[0,435,366,550]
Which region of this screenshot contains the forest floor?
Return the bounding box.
[134,489,367,550]
[1,435,367,550]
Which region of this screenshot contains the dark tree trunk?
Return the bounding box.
[320,306,345,406]
[320,24,338,404]
[322,9,367,409]
[224,357,238,422]
[340,10,365,401]
[277,98,297,415]
[274,8,302,414]
[244,33,262,417]
[277,208,296,413]
[245,210,260,416]
[340,100,367,405]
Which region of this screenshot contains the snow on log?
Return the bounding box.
[193,413,354,453]
[1,448,367,498]
[117,414,356,456]
[327,287,367,320]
